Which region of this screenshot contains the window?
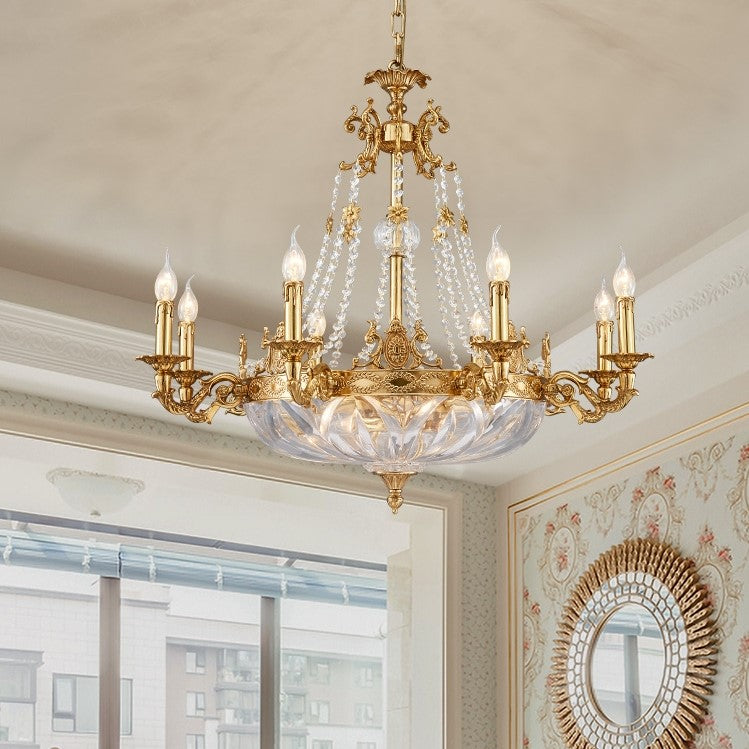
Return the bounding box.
[308,658,330,684]
[357,743,376,749]
[186,691,206,717]
[187,735,206,749]
[281,693,305,728]
[311,741,333,749]
[52,674,132,734]
[0,651,40,745]
[186,649,206,674]
[355,663,376,687]
[308,700,330,724]
[283,737,306,749]
[217,688,259,725]
[354,703,374,726]
[218,732,259,749]
[282,654,307,687]
[219,648,260,684]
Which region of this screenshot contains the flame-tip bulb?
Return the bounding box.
[612,250,636,298]
[154,249,178,302]
[593,277,615,322]
[282,225,306,283]
[486,226,511,282]
[178,275,199,323]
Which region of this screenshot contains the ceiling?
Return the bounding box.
[1,0,749,352]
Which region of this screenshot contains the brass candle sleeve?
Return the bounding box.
[596,320,614,371]
[617,296,636,354]
[284,282,304,341]
[490,281,510,342]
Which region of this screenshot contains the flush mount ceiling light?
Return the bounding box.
[139,1,652,512]
[47,468,145,518]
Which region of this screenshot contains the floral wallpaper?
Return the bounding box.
[517,423,749,749]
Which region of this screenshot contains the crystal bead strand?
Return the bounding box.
[325,166,363,364]
[403,242,438,362]
[432,177,460,368]
[437,168,472,358]
[356,241,390,361]
[452,170,488,318]
[303,170,343,329]
[314,168,361,348]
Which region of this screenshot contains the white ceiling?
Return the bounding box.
[1,1,748,492]
[1,0,749,351]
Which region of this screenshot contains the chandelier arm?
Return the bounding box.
[137,357,246,424]
[543,369,637,424]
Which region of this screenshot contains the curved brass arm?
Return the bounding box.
[543,370,636,424]
[137,355,246,424]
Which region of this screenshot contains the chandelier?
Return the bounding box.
[138,1,652,512]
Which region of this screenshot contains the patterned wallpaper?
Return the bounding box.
[517,421,749,749]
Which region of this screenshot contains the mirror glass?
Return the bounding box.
[590,603,666,725]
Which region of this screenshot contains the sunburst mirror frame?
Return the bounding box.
[550,538,718,749]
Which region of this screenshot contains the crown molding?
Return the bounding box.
[0,300,241,392]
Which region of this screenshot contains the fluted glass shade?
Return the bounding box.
[246,395,544,474]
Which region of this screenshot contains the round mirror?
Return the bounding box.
[590,603,666,725]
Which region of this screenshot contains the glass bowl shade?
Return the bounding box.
[246,394,544,474]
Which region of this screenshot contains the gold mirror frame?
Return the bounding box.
[550,539,718,749]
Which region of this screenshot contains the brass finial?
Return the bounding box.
[376,471,416,513]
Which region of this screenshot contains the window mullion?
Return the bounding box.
[260,596,280,749]
[99,576,121,749]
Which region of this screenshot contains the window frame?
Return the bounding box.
[52,674,133,735]
[186,690,206,718]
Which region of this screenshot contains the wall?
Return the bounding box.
[0,388,498,749]
[507,410,749,748]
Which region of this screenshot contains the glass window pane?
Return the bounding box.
[282,599,385,748]
[0,702,35,743]
[121,579,261,747]
[121,678,132,735]
[76,675,99,733]
[0,566,99,747]
[53,675,74,715]
[0,664,32,700]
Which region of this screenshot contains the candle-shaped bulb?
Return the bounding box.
[154,250,178,301]
[469,309,488,337]
[486,226,511,282]
[308,309,327,338]
[593,277,615,322]
[282,225,306,282]
[612,250,636,297]
[178,275,199,323]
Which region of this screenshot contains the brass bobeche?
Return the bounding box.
[138,0,652,511]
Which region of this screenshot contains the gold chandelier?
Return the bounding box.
[138,1,652,512]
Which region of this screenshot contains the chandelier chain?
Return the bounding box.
[390,0,406,69]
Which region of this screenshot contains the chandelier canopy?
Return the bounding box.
[138,1,652,512]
